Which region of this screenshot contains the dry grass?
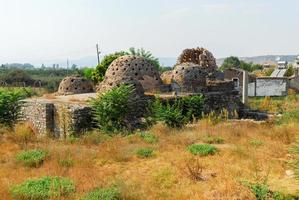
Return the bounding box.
[0,119,298,200]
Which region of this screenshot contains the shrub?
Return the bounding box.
[10,176,75,200]
[0,90,24,127]
[136,148,154,158]
[243,182,298,200]
[16,149,47,167]
[203,136,224,144]
[80,187,120,200]
[181,94,204,121]
[151,99,187,129]
[139,132,158,144]
[187,144,218,156]
[90,85,134,133]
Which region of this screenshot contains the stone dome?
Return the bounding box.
[177,47,217,73]
[57,75,94,95]
[97,55,163,94]
[172,62,207,93]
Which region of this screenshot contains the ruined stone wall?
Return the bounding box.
[21,100,93,138]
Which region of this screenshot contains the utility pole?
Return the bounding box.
[96,44,101,65]
[67,59,69,75]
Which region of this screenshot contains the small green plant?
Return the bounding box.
[139,132,158,144]
[203,136,224,144]
[10,176,75,200]
[80,187,120,200]
[187,144,217,156]
[250,139,264,148]
[16,149,47,167]
[136,148,154,158]
[243,181,298,200]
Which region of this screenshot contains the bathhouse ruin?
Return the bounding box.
[21,47,259,138]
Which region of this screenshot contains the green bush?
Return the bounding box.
[90,85,134,133]
[203,136,224,144]
[136,148,154,158]
[16,149,47,167]
[0,90,24,127]
[187,144,217,156]
[151,99,187,129]
[10,176,75,200]
[139,132,158,144]
[80,187,120,200]
[243,182,298,200]
[181,94,204,121]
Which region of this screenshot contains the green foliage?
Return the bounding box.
[220,56,262,72]
[285,64,295,77]
[10,176,75,200]
[80,187,120,200]
[139,132,158,144]
[181,95,204,121]
[203,136,224,144]
[243,182,298,200]
[90,85,134,133]
[187,144,218,156]
[0,90,24,127]
[150,95,204,128]
[0,69,34,86]
[136,148,154,158]
[16,149,47,168]
[276,110,299,125]
[128,47,160,70]
[83,67,95,80]
[93,52,127,83]
[151,99,187,129]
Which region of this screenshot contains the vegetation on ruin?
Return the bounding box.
[90,84,134,133]
[220,56,263,72]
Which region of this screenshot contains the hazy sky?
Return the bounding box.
[0,0,298,65]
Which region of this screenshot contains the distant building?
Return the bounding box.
[270,59,288,78]
[248,77,289,97]
[223,68,255,92]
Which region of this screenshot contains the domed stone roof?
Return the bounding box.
[172,62,207,93]
[57,75,94,95]
[177,47,217,73]
[97,55,163,94]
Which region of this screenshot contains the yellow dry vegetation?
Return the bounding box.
[0,117,298,199]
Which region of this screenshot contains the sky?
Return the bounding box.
[0,0,298,66]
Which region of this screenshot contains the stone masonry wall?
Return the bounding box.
[21,100,93,138]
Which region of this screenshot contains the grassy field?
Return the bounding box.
[0,94,298,199]
[0,118,298,199]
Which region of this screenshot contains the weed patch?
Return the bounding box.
[136,148,154,158]
[80,187,120,200]
[10,176,75,200]
[16,149,47,167]
[139,132,158,144]
[187,144,217,156]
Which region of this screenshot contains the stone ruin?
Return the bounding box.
[97,55,163,94]
[57,75,94,95]
[21,47,267,138]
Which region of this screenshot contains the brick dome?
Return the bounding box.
[177,47,217,73]
[97,55,163,94]
[57,75,94,95]
[172,62,207,93]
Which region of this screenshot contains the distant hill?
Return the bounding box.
[216,55,297,66]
